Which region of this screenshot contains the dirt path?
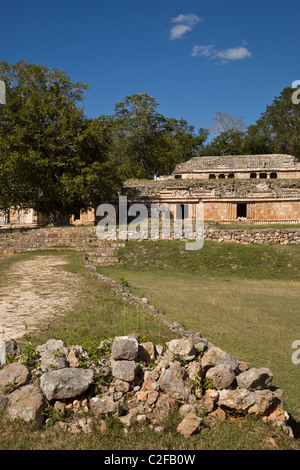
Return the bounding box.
[0,254,80,341]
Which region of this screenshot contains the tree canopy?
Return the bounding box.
[0,61,121,220]
[205,86,300,158]
[110,93,208,179]
[245,86,300,158]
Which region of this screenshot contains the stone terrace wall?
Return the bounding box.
[0,226,121,265]
[0,226,300,263]
[204,227,300,244]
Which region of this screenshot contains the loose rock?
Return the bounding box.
[236,368,273,391]
[0,333,293,438]
[112,360,140,383]
[166,338,196,361]
[158,363,190,403]
[0,363,30,394]
[177,412,203,438]
[40,368,94,400]
[7,384,46,425]
[111,336,139,361]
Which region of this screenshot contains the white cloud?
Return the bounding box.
[171,13,202,26]
[216,46,252,61]
[170,24,193,40]
[191,45,214,58]
[170,13,202,40]
[191,44,252,64]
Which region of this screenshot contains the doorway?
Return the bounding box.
[237,203,247,218]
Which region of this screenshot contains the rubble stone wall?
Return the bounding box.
[0,331,294,438]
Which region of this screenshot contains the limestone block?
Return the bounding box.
[7,385,47,425]
[40,368,94,400]
[111,336,139,361]
[236,367,273,391]
[0,363,30,394]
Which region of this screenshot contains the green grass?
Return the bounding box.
[0,246,300,450]
[0,249,174,349]
[0,410,299,450]
[98,240,300,427]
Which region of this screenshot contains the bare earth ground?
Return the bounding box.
[0,254,79,341]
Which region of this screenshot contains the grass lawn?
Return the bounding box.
[0,247,300,450]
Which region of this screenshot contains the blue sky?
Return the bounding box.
[1,0,299,133]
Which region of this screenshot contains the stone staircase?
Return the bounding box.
[84,241,125,266]
[0,226,123,266]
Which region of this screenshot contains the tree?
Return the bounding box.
[111,93,208,178]
[209,112,246,136]
[202,129,246,156]
[244,86,300,158]
[156,117,208,175]
[0,61,121,221]
[111,93,166,179]
[201,112,247,156]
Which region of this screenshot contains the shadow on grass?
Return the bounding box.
[289,415,300,439]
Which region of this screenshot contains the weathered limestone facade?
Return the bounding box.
[70,209,95,226]
[0,208,49,227]
[122,155,300,223]
[0,208,95,229]
[171,154,300,180]
[121,178,300,223]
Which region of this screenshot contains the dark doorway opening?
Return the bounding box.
[270,172,277,179]
[176,204,189,219]
[237,203,247,218]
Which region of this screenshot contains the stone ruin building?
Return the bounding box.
[121,154,300,223]
[1,154,300,227]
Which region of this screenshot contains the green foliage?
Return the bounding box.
[202,130,247,156]
[189,375,202,393]
[77,338,113,368]
[104,415,125,435]
[0,60,122,217]
[110,93,208,179]
[244,86,300,158]
[97,338,113,358]
[91,372,107,395]
[119,277,130,289]
[172,354,188,366]
[43,406,71,426]
[202,377,216,391]
[18,337,39,370]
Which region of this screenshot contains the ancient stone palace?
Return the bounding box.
[1,154,300,226]
[122,154,300,223]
